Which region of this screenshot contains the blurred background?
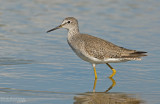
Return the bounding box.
[0,0,160,104]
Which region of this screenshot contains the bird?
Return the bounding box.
[46,17,147,79]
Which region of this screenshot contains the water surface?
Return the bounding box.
[0,0,160,104]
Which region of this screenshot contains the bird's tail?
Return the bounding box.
[121,51,147,60]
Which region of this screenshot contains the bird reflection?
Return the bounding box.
[74,78,143,104]
[93,77,116,92]
[105,77,116,93]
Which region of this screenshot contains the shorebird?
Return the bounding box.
[47,17,147,79]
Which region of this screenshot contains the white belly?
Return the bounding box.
[68,40,129,64]
[70,45,128,64]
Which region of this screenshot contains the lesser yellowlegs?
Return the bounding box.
[47,17,147,79]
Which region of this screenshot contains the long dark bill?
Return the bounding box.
[46,25,62,33]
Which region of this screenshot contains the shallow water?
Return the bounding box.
[0,0,160,104]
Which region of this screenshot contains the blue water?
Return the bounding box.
[0,0,160,104]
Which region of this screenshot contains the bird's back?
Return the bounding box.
[68,33,147,63]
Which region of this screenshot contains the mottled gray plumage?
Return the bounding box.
[61,17,147,64]
[68,33,146,60]
[47,17,147,78]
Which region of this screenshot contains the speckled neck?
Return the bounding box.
[67,26,80,40]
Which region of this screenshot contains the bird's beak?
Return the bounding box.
[46,24,63,33]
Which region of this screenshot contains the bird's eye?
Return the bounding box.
[67,21,71,23]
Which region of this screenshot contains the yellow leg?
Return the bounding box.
[106,63,116,78]
[92,64,97,79]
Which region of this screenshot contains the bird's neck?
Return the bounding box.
[68,27,80,40]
